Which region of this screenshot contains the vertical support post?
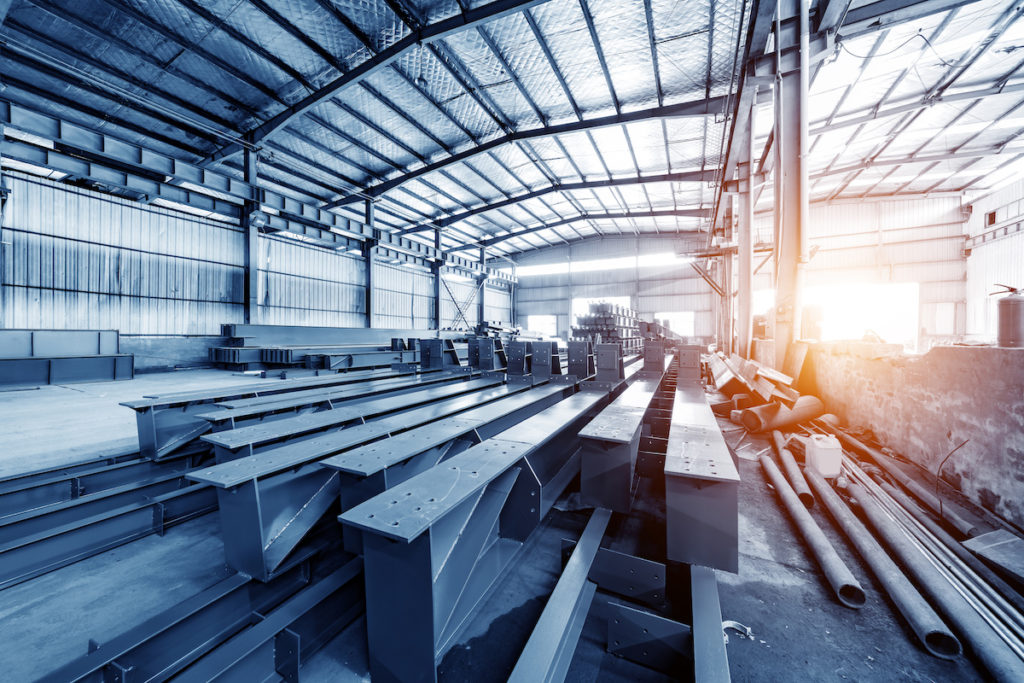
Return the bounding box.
[242,134,259,324]
[721,207,733,355]
[364,199,375,329]
[433,229,443,331]
[477,246,488,332]
[773,0,810,369]
[737,99,755,359]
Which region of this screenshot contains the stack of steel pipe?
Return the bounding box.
[771,430,813,508]
[815,421,979,537]
[758,453,866,608]
[815,433,1024,680]
[804,468,962,659]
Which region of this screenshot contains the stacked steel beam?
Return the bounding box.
[571,302,641,353]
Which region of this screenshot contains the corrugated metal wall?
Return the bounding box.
[372,261,433,329]
[258,235,365,327]
[0,172,243,334]
[752,197,967,344]
[0,171,513,335]
[484,284,511,325]
[515,199,967,345]
[965,179,1024,340]
[513,236,716,339]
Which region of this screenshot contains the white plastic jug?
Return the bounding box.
[807,434,842,479]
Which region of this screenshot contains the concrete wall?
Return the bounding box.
[800,342,1024,527]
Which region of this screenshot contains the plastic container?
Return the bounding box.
[807,434,842,479]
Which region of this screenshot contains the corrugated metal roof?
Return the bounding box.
[2,0,1021,262]
[0,0,749,259]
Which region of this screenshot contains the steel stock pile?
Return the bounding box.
[3,329,1024,681]
[0,330,741,682]
[709,351,1024,682]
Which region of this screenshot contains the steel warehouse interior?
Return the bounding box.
[1,0,1024,681]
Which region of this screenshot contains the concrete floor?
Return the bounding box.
[0,369,275,477]
[0,373,995,681]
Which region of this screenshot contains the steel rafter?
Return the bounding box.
[99,0,282,104]
[480,210,710,246]
[578,0,620,113]
[824,6,983,199]
[244,0,526,234]
[383,0,558,244]
[323,97,725,207]
[205,0,552,162]
[4,18,239,134]
[25,0,261,122]
[238,0,507,224]
[400,170,718,233]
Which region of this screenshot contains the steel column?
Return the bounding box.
[773,0,810,368]
[477,247,488,329]
[737,101,755,358]
[433,230,443,329]
[243,136,259,324]
[365,199,376,328]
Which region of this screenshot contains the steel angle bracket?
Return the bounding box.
[560,543,668,608]
[606,602,692,674]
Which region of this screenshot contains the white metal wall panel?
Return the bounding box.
[966,231,1024,338]
[0,172,243,334]
[484,285,511,324]
[257,235,365,328]
[514,197,968,341]
[372,261,433,330]
[967,179,1024,237]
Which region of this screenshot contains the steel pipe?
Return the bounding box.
[759,454,865,608]
[878,481,1024,630]
[821,423,979,537]
[805,469,961,659]
[771,430,813,508]
[848,482,1024,681]
[843,454,1024,657]
[741,395,824,432]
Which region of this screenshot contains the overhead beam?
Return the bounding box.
[715,0,986,235]
[814,81,1024,135]
[839,0,984,38]
[401,170,717,234]
[812,146,1024,179]
[710,0,777,238]
[690,262,725,297]
[323,96,727,208]
[481,210,709,247]
[204,0,552,163]
[815,0,853,33]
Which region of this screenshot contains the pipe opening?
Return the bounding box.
[798,492,814,509]
[838,584,866,608]
[924,631,963,660]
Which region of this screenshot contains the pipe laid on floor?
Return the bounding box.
[771,430,813,508]
[741,396,824,432]
[848,482,1024,682]
[804,469,961,659]
[877,480,1024,627]
[758,454,865,608]
[818,422,978,538]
